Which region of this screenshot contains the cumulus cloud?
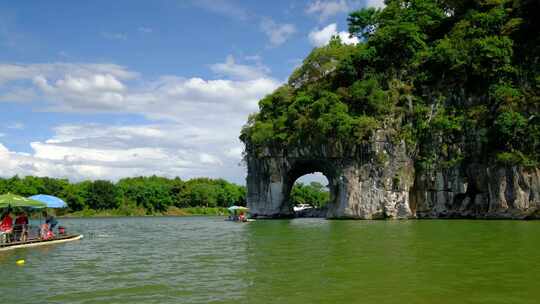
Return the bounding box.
[0,62,279,116]
[306,0,350,21]
[33,73,127,111]
[209,55,271,80]
[0,63,137,86]
[0,61,281,183]
[308,23,359,47]
[129,76,279,122]
[260,17,296,47]
[0,122,246,182]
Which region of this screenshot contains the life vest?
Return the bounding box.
[0,216,13,232]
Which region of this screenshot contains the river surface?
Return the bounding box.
[1,217,540,303]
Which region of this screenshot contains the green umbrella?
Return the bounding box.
[0,193,47,209]
[227,206,249,215]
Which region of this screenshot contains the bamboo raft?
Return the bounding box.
[0,234,83,252]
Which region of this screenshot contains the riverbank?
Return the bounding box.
[60,206,229,218]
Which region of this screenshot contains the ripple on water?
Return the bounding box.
[2,217,540,304]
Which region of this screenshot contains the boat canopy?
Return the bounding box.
[29,194,68,208]
[0,193,47,209]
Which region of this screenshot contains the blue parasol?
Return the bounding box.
[29,194,68,208]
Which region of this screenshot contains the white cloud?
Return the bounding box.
[224,146,243,159]
[209,55,271,80]
[101,32,127,41]
[365,0,385,8]
[0,63,134,110]
[308,23,359,47]
[33,73,127,111]
[0,63,137,85]
[260,18,296,47]
[0,122,246,182]
[199,153,222,165]
[0,60,281,183]
[129,76,280,122]
[306,0,350,21]
[0,62,277,115]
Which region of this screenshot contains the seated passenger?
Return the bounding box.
[0,212,13,243]
[14,211,29,242]
[40,223,55,240]
[43,211,58,231]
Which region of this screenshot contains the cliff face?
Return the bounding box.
[246,131,415,219]
[412,165,540,219]
[246,134,540,219]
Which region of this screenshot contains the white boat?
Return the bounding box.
[0,234,83,252]
[293,204,313,212]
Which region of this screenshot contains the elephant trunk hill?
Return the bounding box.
[240,0,540,219]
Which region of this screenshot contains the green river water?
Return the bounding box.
[1,217,539,303]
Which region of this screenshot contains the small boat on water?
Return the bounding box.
[293,204,313,212]
[0,234,83,252]
[0,193,82,252]
[226,205,254,222]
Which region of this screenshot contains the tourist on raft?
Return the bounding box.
[39,211,58,240]
[14,211,29,242]
[0,211,14,243]
[43,211,58,231]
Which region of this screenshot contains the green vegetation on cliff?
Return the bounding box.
[241,0,539,168]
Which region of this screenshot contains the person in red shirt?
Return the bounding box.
[15,212,27,224]
[14,211,29,242]
[0,212,13,243]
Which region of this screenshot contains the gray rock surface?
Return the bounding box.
[246,131,415,219]
[412,165,540,219]
[245,132,540,219]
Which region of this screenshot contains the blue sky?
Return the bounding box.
[0,0,381,184]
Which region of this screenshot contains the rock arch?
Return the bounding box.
[283,159,337,217]
[245,133,415,219]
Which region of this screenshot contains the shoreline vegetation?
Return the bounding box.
[60,206,230,218]
[0,175,246,216]
[0,175,329,217]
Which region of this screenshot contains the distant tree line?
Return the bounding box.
[0,175,246,213]
[0,175,331,214]
[289,182,330,208]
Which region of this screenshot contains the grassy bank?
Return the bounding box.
[60,206,229,218]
